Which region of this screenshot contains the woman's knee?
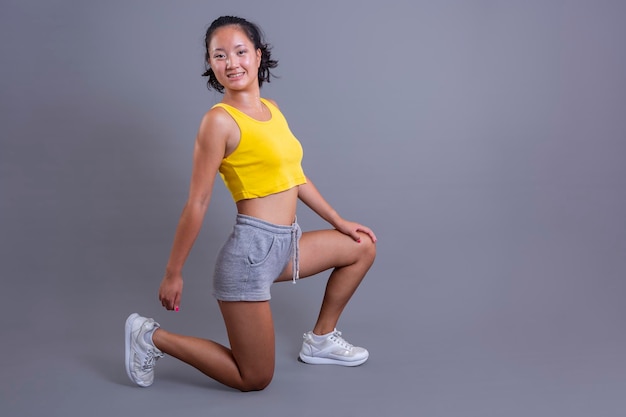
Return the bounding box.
[238,371,274,392]
[356,232,377,263]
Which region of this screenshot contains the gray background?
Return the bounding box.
[2,0,625,416]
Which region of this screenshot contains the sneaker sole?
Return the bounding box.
[124,313,142,386]
[299,353,368,367]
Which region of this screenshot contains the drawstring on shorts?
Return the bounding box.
[291,217,300,284]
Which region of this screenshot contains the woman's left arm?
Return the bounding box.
[298,177,377,243]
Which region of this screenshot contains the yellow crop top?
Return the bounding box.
[213,98,307,202]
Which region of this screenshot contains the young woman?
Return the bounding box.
[125,15,377,392]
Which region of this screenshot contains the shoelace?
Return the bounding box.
[142,349,164,371]
[329,330,353,350]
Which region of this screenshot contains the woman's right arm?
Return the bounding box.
[158,108,231,311]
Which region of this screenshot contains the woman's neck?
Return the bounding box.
[222,88,262,108]
[222,90,269,120]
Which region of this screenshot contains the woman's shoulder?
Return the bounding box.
[262,97,280,109]
[202,104,235,125]
[197,105,238,140]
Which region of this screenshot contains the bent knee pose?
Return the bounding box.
[124,16,377,392]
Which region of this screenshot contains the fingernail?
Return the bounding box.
[175,306,179,312]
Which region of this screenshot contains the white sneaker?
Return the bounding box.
[125,313,164,387]
[299,329,369,366]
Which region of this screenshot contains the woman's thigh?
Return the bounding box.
[276,229,373,282]
[219,300,275,380]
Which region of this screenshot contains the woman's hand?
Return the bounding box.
[155,107,230,312]
[297,179,377,244]
[158,272,184,311]
[335,219,377,244]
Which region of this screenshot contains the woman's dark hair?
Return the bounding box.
[202,16,278,93]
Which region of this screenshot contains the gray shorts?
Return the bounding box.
[213,214,302,301]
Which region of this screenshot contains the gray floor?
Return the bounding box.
[3,185,626,417]
[2,1,626,416]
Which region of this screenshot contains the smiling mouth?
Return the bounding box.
[227,72,244,79]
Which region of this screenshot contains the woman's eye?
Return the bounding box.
[237,50,247,55]
[214,54,225,59]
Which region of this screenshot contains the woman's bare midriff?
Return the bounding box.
[235,186,299,226]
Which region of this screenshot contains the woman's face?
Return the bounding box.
[208,25,262,93]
